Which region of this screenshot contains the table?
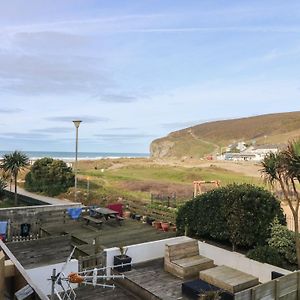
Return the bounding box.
[90,207,124,225]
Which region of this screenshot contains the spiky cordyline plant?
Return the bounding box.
[261,140,300,268]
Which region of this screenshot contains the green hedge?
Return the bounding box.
[247,245,284,267]
[176,183,285,249]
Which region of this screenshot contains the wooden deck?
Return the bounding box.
[6,218,175,270]
[74,285,138,300]
[119,258,191,300]
[42,218,176,256]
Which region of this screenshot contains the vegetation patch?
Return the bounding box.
[246,245,283,267]
[25,158,74,196]
[176,183,285,250]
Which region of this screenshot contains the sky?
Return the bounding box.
[0,0,300,153]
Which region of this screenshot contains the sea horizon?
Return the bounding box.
[0,150,149,161]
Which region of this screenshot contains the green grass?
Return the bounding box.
[76,163,263,205]
[98,164,261,185]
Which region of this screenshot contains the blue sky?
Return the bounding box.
[0,1,300,153]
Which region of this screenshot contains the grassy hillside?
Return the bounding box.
[151,111,300,159]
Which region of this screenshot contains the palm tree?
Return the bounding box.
[0,177,7,198]
[261,140,300,267]
[1,151,29,206]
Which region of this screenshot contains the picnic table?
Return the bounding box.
[83,215,103,226]
[90,207,124,225]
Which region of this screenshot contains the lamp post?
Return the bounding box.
[73,120,82,201]
[87,176,90,200]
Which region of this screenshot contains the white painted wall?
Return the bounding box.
[104,236,291,283]
[198,241,291,283]
[26,259,78,296]
[104,236,189,276]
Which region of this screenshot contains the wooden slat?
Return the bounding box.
[235,288,252,300]
[168,240,199,260]
[252,280,276,300]
[277,272,298,299]
[173,255,213,268]
[199,265,259,294]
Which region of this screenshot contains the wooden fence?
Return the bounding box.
[10,234,40,242]
[286,216,300,232]
[78,252,103,272]
[235,272,300,300]
[150,193,177,207]
[125,200,176,223]
[0,203,81,241]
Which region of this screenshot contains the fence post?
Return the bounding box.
[297,271,300,299]
[7,219,11,242]
[275,279,279,300]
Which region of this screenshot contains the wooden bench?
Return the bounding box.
[199,265,259,294]
[107,215,124,226]
[164,238,214,279]
[83,216,103,226]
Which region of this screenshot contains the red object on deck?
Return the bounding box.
[107,203,123,217]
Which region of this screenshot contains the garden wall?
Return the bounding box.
[198,241,291,283]
[4,190,48,206]
[104,236,290,281]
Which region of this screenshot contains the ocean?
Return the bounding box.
[0,151,149,161]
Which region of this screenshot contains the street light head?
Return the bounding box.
[73,120,82,128]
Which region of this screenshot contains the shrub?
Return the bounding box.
[247,245,284,267]
[268,218,297,264]
[176,183,285,249]
[176,199,197,236]
[25,158,74,196]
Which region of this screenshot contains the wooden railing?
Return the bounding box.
[125,200,176,223]
[78,252,103,272]
[10,234,40,242]
[235,272,300,300]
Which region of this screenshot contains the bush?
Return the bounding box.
[25,158,74,196]
[176,184,285,249]
[247,245,284,267]
[268,218,297,264]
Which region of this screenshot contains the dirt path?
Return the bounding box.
[187,128,220,155]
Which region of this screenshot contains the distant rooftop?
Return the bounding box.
[6,235,72,269]
[253,144,281,150]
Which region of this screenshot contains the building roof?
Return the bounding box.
[253,144,280,150]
